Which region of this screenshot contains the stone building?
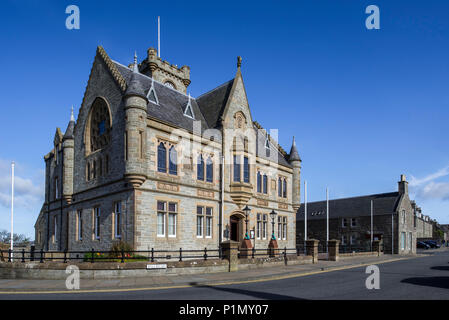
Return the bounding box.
[34,46,301,253]
[411,201,433,239]
[296,175,416,254]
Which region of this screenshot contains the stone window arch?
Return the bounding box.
[85,97,112,154]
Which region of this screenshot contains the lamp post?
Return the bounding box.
[243,205,251,240]
[270,210,277,240]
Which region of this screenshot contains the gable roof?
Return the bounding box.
[297,192,402,221]
[196,79,234,128]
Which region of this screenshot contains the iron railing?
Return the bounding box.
[0,247,223,264]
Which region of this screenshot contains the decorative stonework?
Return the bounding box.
[157,181,180,192]
[198,189,214,199]
[97,46,127,92]
[279,203,288,210]
[257,199,268,207]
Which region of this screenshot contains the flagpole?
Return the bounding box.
[10,162,14,254]
[326,187,329,253]
[158,16,161,57]
[304,180,307,244]
[371,200,373,251]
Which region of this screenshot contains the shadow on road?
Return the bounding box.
[431,266,449,271]
[188,282,304,300]
[401,277,449,289]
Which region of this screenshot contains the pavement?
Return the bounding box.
[0,251,427,294]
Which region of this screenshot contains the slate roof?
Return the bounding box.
[112,59,292,167]
[297,192,402,221]
[196,79,234,128]
[114,61,210,134]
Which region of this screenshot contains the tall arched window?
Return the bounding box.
[158,142,166,173]
[257,172,262,193]
[263,174,268,194]
[206,157,213,182]
[233,155,240,182]
[169,146,177,175]
[197,154,204,180]
[88,98,111,152]
[283,179,287,198]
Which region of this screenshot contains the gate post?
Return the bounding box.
[220,240,239,272]
[306,239,319,263]
[328,239,340,261]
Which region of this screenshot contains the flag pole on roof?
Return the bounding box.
[158,16,161,58]
[304,180,307,253]
[326,187,329,253]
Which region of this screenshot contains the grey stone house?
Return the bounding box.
[296,175,416,254]
[34,46,301,252]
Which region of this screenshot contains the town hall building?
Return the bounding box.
[34,46,301,253]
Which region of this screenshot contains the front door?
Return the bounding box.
[230,215,240,242]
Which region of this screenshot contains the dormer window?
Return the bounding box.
[184,94,195,119]
[147,79,159,104]
[265,136,270,157]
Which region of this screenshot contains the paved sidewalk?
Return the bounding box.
[0,253,423,293]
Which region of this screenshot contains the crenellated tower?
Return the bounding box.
[139,47,190,94]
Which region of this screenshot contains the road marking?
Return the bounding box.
[0,256,417,295]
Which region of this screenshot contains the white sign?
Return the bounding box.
[146,264,167,269]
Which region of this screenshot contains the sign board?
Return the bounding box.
[146,264,167,269]
[250,230,255,239]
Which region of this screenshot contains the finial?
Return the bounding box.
[237,56,242,68]
[132,51,139,73]
[70,105,75,122]
[292,136,296,146]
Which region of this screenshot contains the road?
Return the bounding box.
[2,250,449,300]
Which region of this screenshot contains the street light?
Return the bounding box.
[270,210,277,240]
[243,205,251,240]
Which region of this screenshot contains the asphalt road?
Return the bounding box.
[2,250,449,300]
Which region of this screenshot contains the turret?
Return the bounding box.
[124,52,148,187]
[62,107,75,204]
[289,136,301,211]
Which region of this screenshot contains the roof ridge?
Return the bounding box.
[196,78,235,100]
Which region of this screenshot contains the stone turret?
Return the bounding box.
[62,107,75,204]
[124,53,148,188]
[289,136,301,211]
[139,47,190,93]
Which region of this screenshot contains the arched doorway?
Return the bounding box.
[230,213,244,242]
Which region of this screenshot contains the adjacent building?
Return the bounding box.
[296,175,416,254]
[34,46,301,252]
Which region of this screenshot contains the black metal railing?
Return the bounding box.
[0,247,224,264]
[237,246,304,259]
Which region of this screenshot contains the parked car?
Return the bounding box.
[424,240,440,248]
[417,241,430,249]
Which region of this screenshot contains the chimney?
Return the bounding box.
[398,174,408,195]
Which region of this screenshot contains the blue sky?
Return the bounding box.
[0,0,448,238]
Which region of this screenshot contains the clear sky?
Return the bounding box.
[0,0,448,238]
